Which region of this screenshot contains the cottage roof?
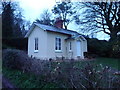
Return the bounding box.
[34,23,80,36]
[25,22,85,40]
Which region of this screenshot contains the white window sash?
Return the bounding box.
[34,38,38,52]
[55,37,61,51]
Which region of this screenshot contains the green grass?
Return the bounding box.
[93,57,120,70]
[3,67,59,88]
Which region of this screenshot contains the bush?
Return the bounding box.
[87,38,111,57]
[3,56,120,88]
[2,38,28,51]
[112,38,120,58]
[2,49,31,72]
[28,60,120,88]
[2,49,120,88]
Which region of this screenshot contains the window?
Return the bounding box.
[69,42,72,51]
[35,38,38,51]
[55,37,61,51]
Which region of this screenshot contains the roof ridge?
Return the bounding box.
[25,22,84,38]
[35,22,80,34]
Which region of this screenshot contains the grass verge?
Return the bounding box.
[3,67,58,88]
[93,57,120,70]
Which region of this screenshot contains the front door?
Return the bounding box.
[77,41,81,56]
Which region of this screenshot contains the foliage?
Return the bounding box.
[112,35,120,58]
[2,49,120,88]
[36,9,53,25]
[2,2,14,38]
[3,67,58,88]
[74,2,120,42]
[2,49,31,71]
[52,2,76,29]
[87,38,111,57]
[2,38,28,51]
[3,59,120,88]
[3,51,120,89]
[2,1,26,38]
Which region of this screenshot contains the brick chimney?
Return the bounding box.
[54,17,63,28]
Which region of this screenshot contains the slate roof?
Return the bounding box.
[25,22,85,40]
[34,23,80,36]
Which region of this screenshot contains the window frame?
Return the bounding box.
[34,37,38,52]
[55,37,62,52]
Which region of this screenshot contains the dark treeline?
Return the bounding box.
[2,1,29,50]
[86,37,120,58]
[2,1,29,39]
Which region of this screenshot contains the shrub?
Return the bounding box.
[3,49,120,88]
[2,38,28,51]
[87,38,111,57]
[28,60,120,88]
[2,49,31,72]
[112,39,120,58]
[3,56,120,88]
[58,62,120,88]
[29,59,50,75]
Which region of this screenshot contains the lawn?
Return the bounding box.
[3,67,59,88]
[94,57,120,70]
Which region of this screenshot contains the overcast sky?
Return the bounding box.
[16,0,110,40]
[18,0,56,21]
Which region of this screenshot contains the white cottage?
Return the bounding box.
[25,18,87,60]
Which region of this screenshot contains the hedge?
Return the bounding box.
[2,38,28,51]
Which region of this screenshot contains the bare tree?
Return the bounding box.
[74,1,120,42]
[52,2,76,29]
[36,9,53,25]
